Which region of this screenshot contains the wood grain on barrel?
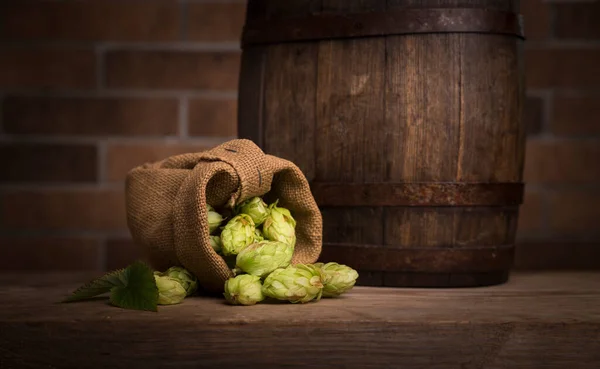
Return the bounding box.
[386,34,460,182]
[264,44,317,181]
[1,272,599,369]
[238,0,526,287]
[458,35,523,182]
[237,47,266,147]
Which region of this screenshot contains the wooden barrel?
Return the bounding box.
[237,0,525,287]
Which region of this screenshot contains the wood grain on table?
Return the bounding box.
[1,272,599,369]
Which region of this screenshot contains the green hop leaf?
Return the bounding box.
[63,260,159,312]
[236,197,270,226]
[235,241,293,278]
[263,200,296,247]
[224,274,264,306]
[221,214,256,256]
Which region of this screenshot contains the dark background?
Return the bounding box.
[0,0,598,272]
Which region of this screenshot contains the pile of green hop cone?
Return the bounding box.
[206,196,359,306]
[62,196,358,311]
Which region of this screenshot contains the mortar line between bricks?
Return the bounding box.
[0,41,242,51]
[525,40,600,49]
[0,229,132,239]
[526,136,600,143]
[0,183,125,192]
[525,89,553,98]
[522,183,600,192]
[0,135,235,146]
[515,233,600,243]
[179,97,190,138]
[0,89,239,99]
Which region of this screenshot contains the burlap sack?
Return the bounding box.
[125,139,322,293]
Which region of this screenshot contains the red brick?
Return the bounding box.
[187,3,246,42]
[524,96,544,136]
[524,139,600,184]
[0,49,95,89]
[188,99,237,137]
[552,96,600,136]
[514,241,600,270]
[0,1,179,42]
[525,49,600,89]
[105,51,241,90]
[106,238,147,271]
[517,190,544,233]
[548,190,600,233]
[521,0,552,40]
[106,142,217,181]
[0,190,127,231]
[0,143,97,183]
[3,97,179,136]
[0,237,101,271]
[555,3,600,39]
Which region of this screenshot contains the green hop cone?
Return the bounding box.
[235,241,293,278]
[263,201,296,247]
[207,204,224,234]
[210,235,222,254]
[223,274,264,306]
[221,214,256,256]
[262,264,323,304]
[237,196,270,226]
[154,275,187,305]
[163,266,198,296]
[314,262,359,297]
[254,228,265,242]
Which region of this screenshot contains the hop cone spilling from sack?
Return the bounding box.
[213,196,358,305]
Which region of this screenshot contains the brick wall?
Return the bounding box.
[0,0,598,272]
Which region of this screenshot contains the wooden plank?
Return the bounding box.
[315,0,386,182]
[457,34,523,182]
[385,207,456,248]
[237,46,266,147]
[1,272,599,323]
[321,207,384,245]
[315,0,387,287]
[320,206,385,285]
[0,273,599,368]
[263,43,318,181]
[385,33,461,182]
[384,207,518,247]
[453,207,518,246]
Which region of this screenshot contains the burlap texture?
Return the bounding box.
[125,139,322,293]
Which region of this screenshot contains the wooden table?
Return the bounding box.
[1,272,599,369]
